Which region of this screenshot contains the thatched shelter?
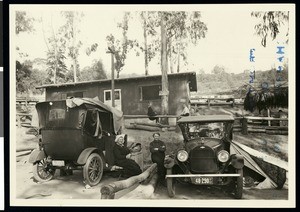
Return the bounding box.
[243,82,288,114]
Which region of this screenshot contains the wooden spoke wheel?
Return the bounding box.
[32,158,55,183]
[83,153,104,186]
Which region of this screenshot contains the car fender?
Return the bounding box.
[230,154,244,169]
[164,155,175,169]
[28,149,46,163]
[77,148,104,165]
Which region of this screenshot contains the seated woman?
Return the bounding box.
[113,134,142,178]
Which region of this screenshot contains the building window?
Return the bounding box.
[140,85,161,101]
[104,90,120,101]
[105,91,111,101]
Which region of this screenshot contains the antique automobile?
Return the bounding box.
[164,115,244,199]
[29,97,124,186]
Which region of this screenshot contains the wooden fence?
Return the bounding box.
[16,113,32,128]
[190,97,244,108]
[16,113,288,135]
[233,116,288,135]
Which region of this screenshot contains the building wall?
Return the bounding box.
[45,76,191,115]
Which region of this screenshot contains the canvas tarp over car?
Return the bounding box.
[230,141,288,189]
[68,97,124,134]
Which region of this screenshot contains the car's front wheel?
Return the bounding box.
[166,168,175,197]
[32,158,56,183]
[83,153,104,186]
[234,168,243,199]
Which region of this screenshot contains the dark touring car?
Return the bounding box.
[164,115,244,199]
[29,97,124,186]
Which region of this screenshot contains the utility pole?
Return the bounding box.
[107,47,115,107]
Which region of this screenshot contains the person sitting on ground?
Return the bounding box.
[147,101,159,123]
[180,104,190,117]
[113,134,142,178]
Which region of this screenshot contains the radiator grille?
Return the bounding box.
[189,146,218,173]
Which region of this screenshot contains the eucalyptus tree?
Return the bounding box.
[41,13,68,84]
[106,12,137,78]
[138,11,160,75]
[251,11,289,47]
[164,11,207,73]
[60,11,84,82]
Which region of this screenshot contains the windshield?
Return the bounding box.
[187,122,225,139]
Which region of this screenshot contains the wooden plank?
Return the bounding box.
[266,130,288,135]
[125,124,161,132]
[124,115,178,119]
[266,126,288,131]
[130,122,173,128]
[248,128,266,133]
[245,116,288,121]
[233,128,242,132]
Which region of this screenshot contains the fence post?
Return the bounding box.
[17,115,21,128]
[267,109,271,126]
[241,117,248,135]
[207,99,211,109]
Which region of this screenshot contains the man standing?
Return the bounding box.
[149,133,166,185]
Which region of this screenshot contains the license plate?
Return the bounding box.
[194,177,213,185]
[52,160,65,167]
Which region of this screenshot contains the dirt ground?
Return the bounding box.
[14,125,289,201]
[15,155,288,200]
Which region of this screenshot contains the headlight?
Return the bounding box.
[177,150,188,162]
[217,150,229,163]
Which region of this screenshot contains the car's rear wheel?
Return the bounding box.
[166,168,175,197]
[32,158,55,183]
[83,153,104,186]
[234,168,243,199]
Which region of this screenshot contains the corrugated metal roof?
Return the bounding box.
[177,115,235,123]
[36,72,197,91]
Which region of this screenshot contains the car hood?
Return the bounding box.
[185,137,223,153]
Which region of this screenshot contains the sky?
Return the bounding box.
[12,4,290,75]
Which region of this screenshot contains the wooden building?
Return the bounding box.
[36,72,197,115]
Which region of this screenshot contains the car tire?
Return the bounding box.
[83,153,104,186]
[166,168,175,198]
[32,158,55,183]
[234,168,243,199]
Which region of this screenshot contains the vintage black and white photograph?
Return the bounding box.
[9,4,295,207]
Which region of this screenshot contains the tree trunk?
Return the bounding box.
[116,69,120,79]
[177,43,180,73]
[50,16,57,84]
[160,12,169,123]
[169,39,173,73]
[119,174,158,199]
[100,163,157,199]
[143,12,149,76]
[72,18,77,82]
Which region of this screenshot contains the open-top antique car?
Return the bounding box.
[29,97,124,186]
[164,115,244,199]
